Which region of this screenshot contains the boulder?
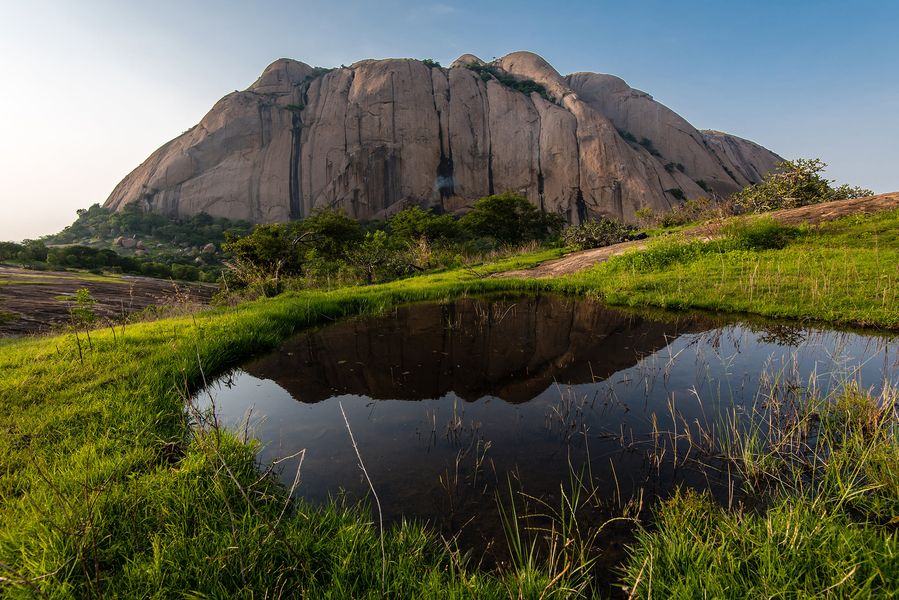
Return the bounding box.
[104,51,782,225]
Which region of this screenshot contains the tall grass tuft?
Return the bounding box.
[622,378,899,598]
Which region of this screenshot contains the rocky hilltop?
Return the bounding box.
[105,51,782,224]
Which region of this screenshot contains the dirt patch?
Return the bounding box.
[0,267,217,337]
[495,192,899,279]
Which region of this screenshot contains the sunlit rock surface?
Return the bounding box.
[105,52,782,224]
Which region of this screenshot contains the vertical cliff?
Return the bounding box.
[104,51,782,224]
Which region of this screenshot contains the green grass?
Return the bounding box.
[622,384,899,598]
[0,271,126,286]
[554,211,899,329]
[0,278,56,286]
[0,209,896,596]
[0,276,573,597]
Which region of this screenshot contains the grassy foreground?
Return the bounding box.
[0,210,897,597]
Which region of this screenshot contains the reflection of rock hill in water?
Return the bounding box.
[243,295,709,403]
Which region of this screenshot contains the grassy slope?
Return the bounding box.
[555,210,899,329]
[0,211,896,597]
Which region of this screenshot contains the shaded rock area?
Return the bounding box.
[105,51,782,225]
[242,294,708,403]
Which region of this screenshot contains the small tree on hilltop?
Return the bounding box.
[733,158,873,214]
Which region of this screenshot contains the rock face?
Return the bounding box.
[105,51,783,224]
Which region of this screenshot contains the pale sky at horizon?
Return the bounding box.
[1,0,897,241]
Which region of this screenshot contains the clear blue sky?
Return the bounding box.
[1,0,897,240]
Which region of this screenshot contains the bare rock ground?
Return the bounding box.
[0,268,216,337]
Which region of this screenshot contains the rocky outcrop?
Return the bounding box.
[105,51,783,224]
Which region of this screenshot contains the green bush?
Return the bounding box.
[665,188,686,202]
[0,241,23,261]
[464,64,552,101]
[732,158,872,213]
[639,137,662,157]
[617,129,638,143]
[722,217,799,251]
[388,206,460,244]
[459,193,563,246]
[171,264,201,281]
[561,218,637,250]
[660,197,714,227]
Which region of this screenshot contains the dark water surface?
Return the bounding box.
[197,294,897,570]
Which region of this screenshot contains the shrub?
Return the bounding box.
[660,197,715,227]
[665,188,686,202]
[722,218,799,251]
[459,193,563,246]
[617,129,638,143]
[388,206,460,245]
[19,240,48,263]
[639,137,662,157]
[0,241,23,261]
[421,59,441,68]
[306,66,334,80]
[732,158,873,213]
[465,64,552,101]
[561,218,637,250]
[635,207,656,227]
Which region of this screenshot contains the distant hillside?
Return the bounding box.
[0,204,253,282]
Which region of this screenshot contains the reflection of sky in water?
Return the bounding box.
[196,298,897,553]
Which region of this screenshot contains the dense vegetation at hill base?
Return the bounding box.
[0,204,253,282]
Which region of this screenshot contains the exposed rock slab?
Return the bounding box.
[105,52,783,224]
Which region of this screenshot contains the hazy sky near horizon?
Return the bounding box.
[1,0,897,241]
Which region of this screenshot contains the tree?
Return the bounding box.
[388,206,460,244]
[222,224,305,295]
[733,158,873,214]
[18,240,48,263]
[458,193,563,246]
[346,230,407,285]
[0,241,23,261]
[298,208,363,261]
